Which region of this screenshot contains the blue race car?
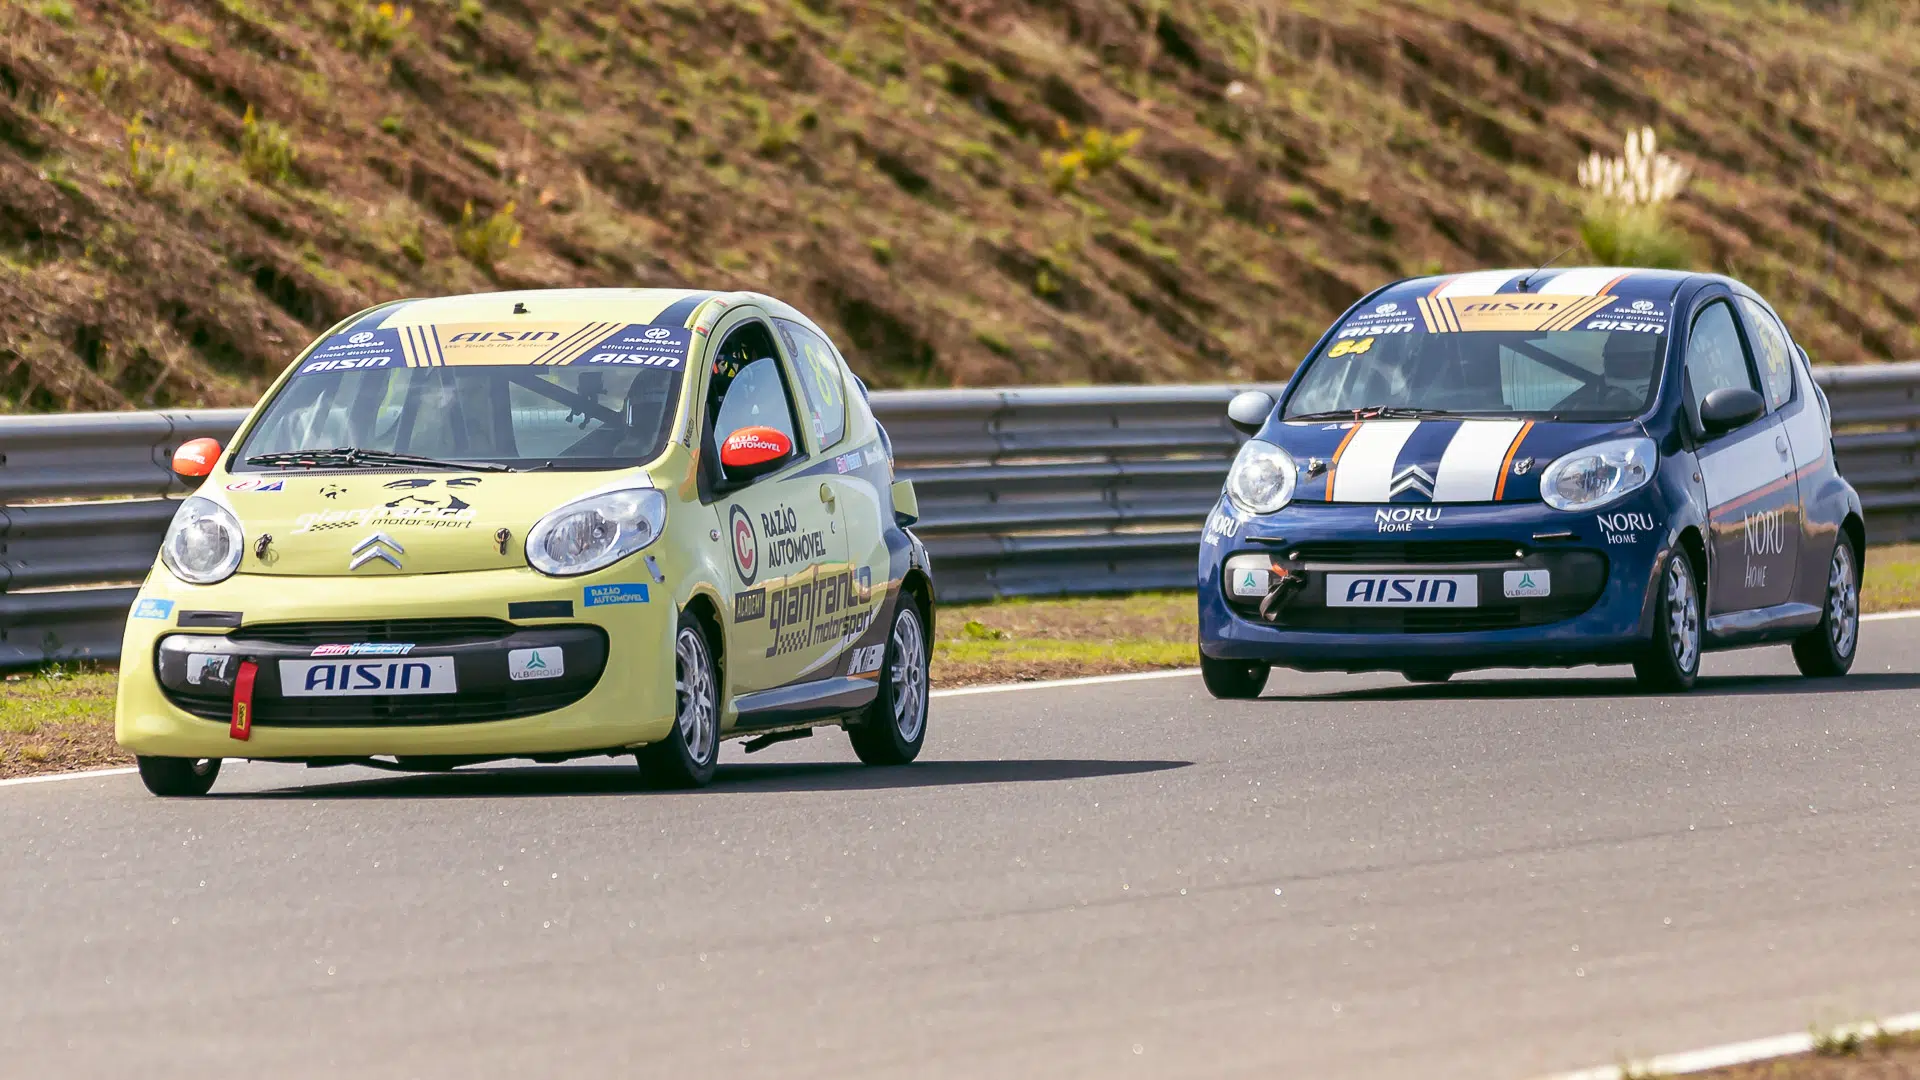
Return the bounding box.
[1198,267,1863,697]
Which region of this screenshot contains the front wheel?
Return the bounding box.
[637,615,721,788]
[1634,550,1702,692]
[1201,654,1269,699]
[136,756,221,797]
[848,597,930,766]
[1793,536,1860,677]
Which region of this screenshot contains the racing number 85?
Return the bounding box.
[1327,337,1376,358]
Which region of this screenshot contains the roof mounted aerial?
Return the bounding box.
[1514,245,1576,292]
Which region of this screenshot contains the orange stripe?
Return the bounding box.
[1493,420,1534,501]
[1596,272,1632,295]
[1427,277,1453,297]
[1323,422,1365,499]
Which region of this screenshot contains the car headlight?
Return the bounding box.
[525,487,667,577]
[1539,437,1657,511]
[1225,440,1298,515]
[160,497,244,585]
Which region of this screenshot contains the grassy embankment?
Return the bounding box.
[8,543,1920,779]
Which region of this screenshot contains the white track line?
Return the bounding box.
[10,610,1918,791]
[1544,1012,1920,1079]
[0,766,136,789]
[931,667,1200,699]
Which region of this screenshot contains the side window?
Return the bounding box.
[1736,297,1795,410]
[776,319,848,450]
[1684,300,1757,420]
[705,322,800,452]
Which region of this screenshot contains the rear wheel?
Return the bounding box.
[1201,654,1269,700]
[135,756,220,797]
[1403,668,1453,684]
[637,614,721,788]
[849,597,930,765]
[1634,550,1702,692]
[1793,536,1860,677]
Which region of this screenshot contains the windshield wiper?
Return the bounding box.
[244,447,513,472]
[1287,406,1461,422]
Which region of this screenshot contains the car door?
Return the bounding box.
[775,318,890,658]
[700,313,848,694]
[1736,295,1825,576]
[1684,297,1798,614]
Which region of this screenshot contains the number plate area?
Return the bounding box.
[278,657,458,696]
[1324,573,1478,608]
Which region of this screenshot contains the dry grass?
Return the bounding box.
[0,664,123,779]
[5,2,1920,412]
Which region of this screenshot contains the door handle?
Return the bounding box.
[818,483,836,506]
[1774,435,1788,455]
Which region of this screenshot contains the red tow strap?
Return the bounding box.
[230,660,257,741]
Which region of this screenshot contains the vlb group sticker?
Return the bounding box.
[728,504,758,585]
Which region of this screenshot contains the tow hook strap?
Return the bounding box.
[230,659,257,741]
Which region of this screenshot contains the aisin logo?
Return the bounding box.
[1389,464,1435,500]
[348,331,375,345]
[728,504,758,585]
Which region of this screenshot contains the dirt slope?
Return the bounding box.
[2,0,1918,411]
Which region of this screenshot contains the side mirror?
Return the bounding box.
[719,426,794,482]
[1227,390,1275,437]
[171,437,222,478]
[1699,386,1765,436]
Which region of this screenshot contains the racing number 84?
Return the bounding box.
[1327,337,1376,358]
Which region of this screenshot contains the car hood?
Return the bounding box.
[1260,416,1645,504]
[207,470,653,576]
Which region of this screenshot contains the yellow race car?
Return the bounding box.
[116,288,935,795]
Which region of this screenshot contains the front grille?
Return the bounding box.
[167,687,592,726]
[156,621,608,727]
[1271,606,1568,633]
[235,618,517,646]
[1289,540,1525,565]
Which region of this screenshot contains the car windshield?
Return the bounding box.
[236,322,691,471]
[1286,315,1668,422]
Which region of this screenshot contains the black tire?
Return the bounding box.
[848,596,930,766]
[1634,549,1702,693]
[1793,535,1860,678]
[136,756,220,797]
[1403,668,1453,684]
[637,613,721,788]
[1201,654,1269,699]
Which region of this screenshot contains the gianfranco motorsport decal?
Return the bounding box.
[765,566,875,659]
[295,322,692,375]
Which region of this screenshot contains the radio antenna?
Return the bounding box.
[1515,245,1576,292]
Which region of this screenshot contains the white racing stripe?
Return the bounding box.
[1434,269,1525,298]
[1330,421,1420,502]
[1431,420,1527,502]
[1535,267,1632,295]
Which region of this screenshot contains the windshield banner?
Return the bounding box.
[1415,294,1618,334]
[296,323,693,376]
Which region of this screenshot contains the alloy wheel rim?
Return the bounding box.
[674,627,717,766]
[1667,558,1700,672]
[1829,544,1859,658]
[889,608,928,742]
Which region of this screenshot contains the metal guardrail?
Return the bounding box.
[5,366,1920,668]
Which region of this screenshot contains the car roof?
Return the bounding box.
[1373,267,1706,307]
[364,287,817,328]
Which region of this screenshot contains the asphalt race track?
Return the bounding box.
[6,625,1920,1079]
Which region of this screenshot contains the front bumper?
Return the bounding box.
[1197,498,1673,672]
[116,566,676,760]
